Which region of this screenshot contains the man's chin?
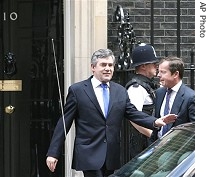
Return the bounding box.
[159,81,165,87]
[103,77,111,82]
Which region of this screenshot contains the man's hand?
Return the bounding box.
[154,114,177,127]
[46,156,58,172]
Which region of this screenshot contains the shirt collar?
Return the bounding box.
[91,76,110,88]
[171,80,182,92]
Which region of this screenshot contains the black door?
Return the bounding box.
[0,0,64,177]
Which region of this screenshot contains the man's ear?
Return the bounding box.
[173,71,179,78]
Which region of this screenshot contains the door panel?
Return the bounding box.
[0,0,64,177]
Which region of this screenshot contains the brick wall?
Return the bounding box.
[108,0,195,88]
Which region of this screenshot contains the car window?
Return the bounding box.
[111,126,195,177]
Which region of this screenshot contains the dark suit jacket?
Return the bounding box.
[150,83,195,142]
[46,76,158,171]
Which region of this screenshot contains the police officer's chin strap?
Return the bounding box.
[52,38,71,170]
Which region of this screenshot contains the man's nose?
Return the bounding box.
[105,65,111,69]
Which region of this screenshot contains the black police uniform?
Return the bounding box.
[125,74,159,158]
[126,43,159,158]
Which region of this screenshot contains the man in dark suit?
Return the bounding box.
[150,56,195,143]
[46,49,177,177]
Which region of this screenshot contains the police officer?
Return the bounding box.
[126,43,159,158]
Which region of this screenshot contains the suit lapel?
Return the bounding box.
[105,81,122,118]
[168,84,185,129]
[107,81,116,116]
[82,79,120,119]
[83,77,104,116]
[170,84,185,115]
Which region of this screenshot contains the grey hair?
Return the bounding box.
[91,49,116,66]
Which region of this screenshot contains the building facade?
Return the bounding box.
[0,0,194,177]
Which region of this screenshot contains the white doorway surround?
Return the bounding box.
[63,0,107,176]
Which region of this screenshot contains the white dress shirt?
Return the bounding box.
[158,80,182,137]
[91,76,110,116]
[127,85,153,111]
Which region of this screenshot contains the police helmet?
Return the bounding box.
[131,43,159,68]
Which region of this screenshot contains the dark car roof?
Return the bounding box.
[110,122,195,177]
[172,122,195,132]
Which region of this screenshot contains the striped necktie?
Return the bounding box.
[101,83,109,118]
[162,88,173,135]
